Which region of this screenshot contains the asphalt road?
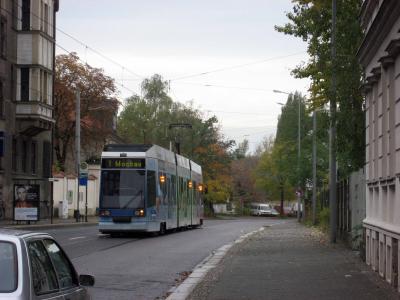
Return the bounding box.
[31,217,284,300]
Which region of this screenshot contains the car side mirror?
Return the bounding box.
[79,274,95,287]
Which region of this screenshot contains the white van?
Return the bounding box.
[250,203,279,216]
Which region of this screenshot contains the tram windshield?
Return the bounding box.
[100,170,145,209]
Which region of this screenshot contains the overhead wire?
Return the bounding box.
[169,51,306,81]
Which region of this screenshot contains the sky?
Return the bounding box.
[56,0,310,152]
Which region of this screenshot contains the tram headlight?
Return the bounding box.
[100,210,110,217]
[198,184,203,192]
[159,175,166,184]
[135,208,145,217]
[188,180,193,189]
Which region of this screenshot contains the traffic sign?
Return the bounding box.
[79,161,88,178]
[79,177,88,186]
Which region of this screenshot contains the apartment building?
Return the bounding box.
[358,0,400,291]
[0,0,59,220]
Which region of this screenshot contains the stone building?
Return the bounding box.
[358,0,400,290]
[0,0,59,220]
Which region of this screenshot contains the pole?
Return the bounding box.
[297,94,301,222]
[85,184,88,222]
[312,110,317,225]
[280,183,284,217]
[329,0,337,243]
[75,89,80,222]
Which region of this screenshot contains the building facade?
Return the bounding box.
[0,0,59,220]
[358,0,400,291]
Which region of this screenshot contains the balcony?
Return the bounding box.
[16,101,54,136]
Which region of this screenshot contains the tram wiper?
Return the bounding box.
[121,190,143,209]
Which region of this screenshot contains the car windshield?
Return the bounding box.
[0,242,17,293]
[100,170,145,209]
[260,205,270,210]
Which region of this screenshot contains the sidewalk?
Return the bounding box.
[0,216,98,230]
[188,220,400,300]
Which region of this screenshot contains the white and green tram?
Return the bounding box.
[98,144,204,235]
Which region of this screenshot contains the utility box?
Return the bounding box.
[58,200,68,219]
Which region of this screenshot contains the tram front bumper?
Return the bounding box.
[98,220,159,233]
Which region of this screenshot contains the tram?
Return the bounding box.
[98,144,204,234]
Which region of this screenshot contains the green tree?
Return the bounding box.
[117,74,235,209]
[275,0,365,176]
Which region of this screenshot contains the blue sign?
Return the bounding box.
[79,177,88,186]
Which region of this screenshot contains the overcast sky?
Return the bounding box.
[56,0,309,152]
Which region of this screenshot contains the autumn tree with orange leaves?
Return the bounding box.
[54,53,119,172]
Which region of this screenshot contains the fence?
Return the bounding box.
[316,168,366,249]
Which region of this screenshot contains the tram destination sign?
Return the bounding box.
[102,158,145,169]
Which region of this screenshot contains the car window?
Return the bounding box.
[42,239,78,289]
[0,242,18,293]
[28,241,59,295]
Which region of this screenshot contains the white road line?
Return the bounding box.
[69,236,86,240]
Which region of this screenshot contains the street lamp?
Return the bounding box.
[274,89,302,222]
[75,90,116,222]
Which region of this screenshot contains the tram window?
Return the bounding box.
[171,175,176,203]
[147,171,156,207]
[100,170,145,209]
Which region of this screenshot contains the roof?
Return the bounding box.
[103,144,153,152]
[0,229,48,239]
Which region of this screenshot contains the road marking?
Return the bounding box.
[69,236,86,240]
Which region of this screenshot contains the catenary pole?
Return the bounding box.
[312,110,317,225]
[297,94,301,222]
[329,0,337,243]
[75,89,80,222]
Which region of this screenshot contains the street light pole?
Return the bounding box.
[297,94,301,222]
[75,89,80,222]
[312,110,317,225]
[329,0,338,243]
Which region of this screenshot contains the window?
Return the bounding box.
[21,0,30,31]
[31,141,36,174]
[12,137,17,171]
[42,141,51,178]
[41,70,48,103]
[20,68,29,101]
[42,239,78,289]
[28,240,59,295]
[147,170,156,208]
[43,3,48,34]
[0,81,3,116]
[0,242,18,293]
[100,170,145,209]
[22,140,27,173]
[0,17,6,58]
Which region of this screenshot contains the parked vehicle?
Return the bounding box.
[250,203,279,216]
[0,229,94,300]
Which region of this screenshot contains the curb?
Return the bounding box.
[2,221,98,231]
[166,226,266,300]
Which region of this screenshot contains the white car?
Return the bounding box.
[0,229,94,300]
[250,203,279,216]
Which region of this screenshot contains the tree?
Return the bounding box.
[117,74,235,209]
[275,0,365,176]
[54,53,119,172]
[255,92,329,207]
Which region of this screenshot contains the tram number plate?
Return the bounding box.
[102,158,145,169]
